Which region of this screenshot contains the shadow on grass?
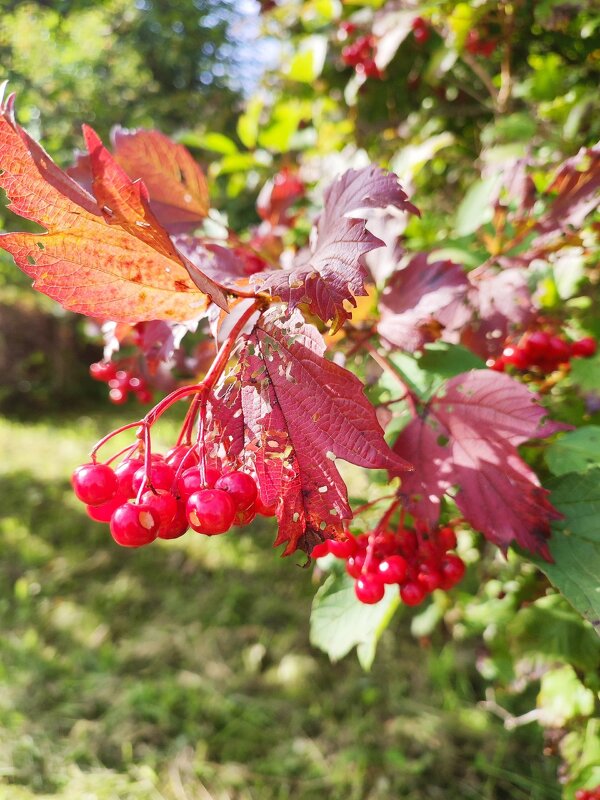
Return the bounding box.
[0,471,559,800]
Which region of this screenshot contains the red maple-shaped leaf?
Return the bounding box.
[378,253,470,351]
[537,142,600,234]
[69,127,211,234]
[210,308,412,554]
[391,370,566,560]
[253,166,418,331]
[0,94,226,322]
[460,266,535,359]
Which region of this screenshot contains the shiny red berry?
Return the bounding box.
[115,458,144,497]
[72,463,118,506]
[311,542,331,559]
[571,337,597,358]
[400,581,427,606]
[132,462,176,495]
[86,488,129,523]
[355,574,385,604]
[378,555,407,584]
[166,445,199,470]
[140,489,178,532]
[89,360,117,381]
[346,553,366,578]
[186,489,236,535]
[158,501,189,540]
[234,506,257,527]
[417,561,442,592]
[439,554,466,589]
[109,387,129,405]
[254,494,277,517]
[110,502,160,547]
[437,525,457,552]
[215,471,257,511]
[328,537,357,559]
[177,466,221,498]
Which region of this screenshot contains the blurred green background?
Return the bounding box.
[1,1,599,798]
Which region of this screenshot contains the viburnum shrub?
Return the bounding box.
[0,87,598,621]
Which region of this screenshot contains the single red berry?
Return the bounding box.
[234,506,257,527]
[186,489,236,535]
[136,388,153,404]
[439,554,466,589]
[166,445,199,470]
[523,331,551,361]
[437,525,457,552]
[417,561,442,592]
[109,387,129,405]
[396,528,418,556]
[141,489,178,532]
[400,581,427,606]
[158,500,189,540]
[127,376,145,391]
[115,458,144,497]
[89,360,117,382]
[328,537,357,559]
[547,335,571,365]
[177,466,221,499]
[571,337,597,358]
[411,17,429,43]
[488,356,506,372]
[346,553,366,578]
[311,542,331,559]
[110,502,160,547]
[215,471,257,511]
[355,574,385,604]
[86,488,129,523]
[254,493,277,517]
[132,462,176,495]
[502,346,529,370]
[378,554,407,584]
[72,463,119,506]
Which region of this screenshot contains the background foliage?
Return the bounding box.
[0,1,599,798]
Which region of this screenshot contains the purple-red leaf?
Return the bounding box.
[391,370,566,560]
[253,166,418,331]
[210,309,412,554]
[378,254,470,351]
[0,96,226,321]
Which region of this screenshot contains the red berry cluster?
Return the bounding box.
[72,447,276,548]
[411,16,430,45]
[576,787,600,800]
[312,524,465,606]
[465,30,496,57]
[489,332,597,374]
[90,360,153,405]
[341,34,382,79]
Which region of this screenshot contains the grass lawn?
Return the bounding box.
[0,411,559,799]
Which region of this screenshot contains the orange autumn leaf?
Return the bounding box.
[112,127,210,232]
[0,92,227,323]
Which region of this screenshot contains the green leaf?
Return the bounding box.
[546,469,600,541]
[454,175,503,236]
[537,665,595,727]
[545,428,600,476]
[506,594,600,672]
[310,571,400,669]
[419,342,486,381]
[570,352,600,392]
[285,36,327,83]
[536,535,600,636]
[237,95,264,150]
[179,131,238,155]
[533,470,600,635]
[378,345,485,403]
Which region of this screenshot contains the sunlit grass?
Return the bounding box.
[0,412,558,799]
